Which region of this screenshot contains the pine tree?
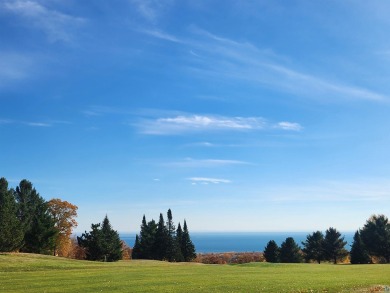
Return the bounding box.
[302,231,324,264]
[263,240,280,263]
[132,234,141,259]
[350,230,370,264]
[153,213,168,260]
[78,216,122,262]
[139,217,157,259]
[0,178,23,252]
[323,227,348,264]
[14,180,56,254]
[360,214,390,263]
[78,223,103,261]
[180,220,196,262]
[279,237,302,263]
[165,209,181,262]
[176,222,183,260]
[100,215,122,261]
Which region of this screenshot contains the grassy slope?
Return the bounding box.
[0,254,389,292]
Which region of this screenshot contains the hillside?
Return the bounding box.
[1,253,390,292]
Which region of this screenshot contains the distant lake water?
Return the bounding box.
[121,232,354,253]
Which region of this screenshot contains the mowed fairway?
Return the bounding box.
[1,254,389,292]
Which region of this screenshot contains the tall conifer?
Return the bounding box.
[153,213,168,260]
[350,230,370,264]
[0,178,23,252]
[323,227,348,264]
[181,220,196,261]
[14,180,56,254]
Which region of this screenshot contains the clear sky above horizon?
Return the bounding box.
[1,0,390,233]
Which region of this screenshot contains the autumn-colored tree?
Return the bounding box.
[47,198,78,257]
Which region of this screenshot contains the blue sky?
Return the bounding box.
[1,0,390,233]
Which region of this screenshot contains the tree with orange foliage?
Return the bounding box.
[47,198,78,257]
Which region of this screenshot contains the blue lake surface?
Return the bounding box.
[121,232,354,253]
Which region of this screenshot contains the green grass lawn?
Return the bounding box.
[1,254,389,292]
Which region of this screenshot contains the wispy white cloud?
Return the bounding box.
[0,119,69,128]
[188,177,231,184]
[274,122,303,131]
[139,29,183,43]
[25,122,51,127]
[140,27,388,102]
[138,113,301,135]
[2,0,85,43]
[138,114,263,134]
[130,0,174,23]
[167,158,252,168]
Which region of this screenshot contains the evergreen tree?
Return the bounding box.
[23,200,57,254]
[139,217,157,259]
[153,213,168,260]
[180,220,196,262]
[176,222,183,260]
[360,214,390,263]
[100,215,122,261]
[14,180,56,254]
[132,234,141,259]
[323,227,348,264]
[279,237,302,263]
[78,215,122,262]
[350,230,370,264]
[165,209,181,261]
[263,240,280,263]
[302,231,324,264]
[0,178,23,252]
[78,223,103,261]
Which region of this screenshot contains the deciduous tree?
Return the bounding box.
[47,198,78,257]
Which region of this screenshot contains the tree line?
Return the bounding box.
[0,178,78,256]
[131,209,196,262]
[0,177,196,263]
[263,214,390,264]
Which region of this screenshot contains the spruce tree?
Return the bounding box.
[180,220,196,262]
[139,218,157,259]
[176,222,183,260]
[279,237,302,263]
[350,230,370,264]
[323,227,348,264]
[302,231,324,264]
[263,240,280,263]
[360,214,390,263]
[100,215,122,261]
[165,209,181,262]
[153,213,168,260]
[132,234,141,259]
[78,223,103,261]
[0,178,23,252]
[14,180,56,254]
[78,216,122,262]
